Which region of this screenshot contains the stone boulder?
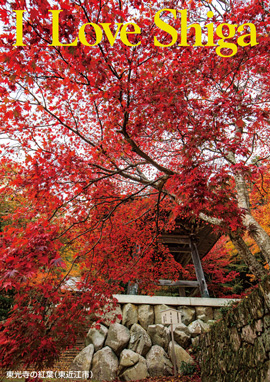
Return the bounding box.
[119,352,149,381]
[195,306,214,322]
[69,344,94,372]
[188,319,210,337]
[119,349,140,371]
[191,336,200,347]
[91,346,118,381]
[138,305,154,330]
[154,304,171,324]
[128,323,152,356]
[178,306,196,326]
[85,323,108,351]
[174,323,190,335]
[174,324,191,349]
[105,323,130,355]
[122,304,138,328]
[146,345,173,377]
[147,324,170,352]
[168,342,195,375]
[241,324,257,345]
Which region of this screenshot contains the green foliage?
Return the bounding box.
[227,251,264,294]
[154,286,180,297]
[180,361,197,376]
[0,289,14,322]
[218,300,237,317]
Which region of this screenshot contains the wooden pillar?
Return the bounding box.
[178,287,186,297]
[189,236,209,298]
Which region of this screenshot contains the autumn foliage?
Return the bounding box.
[1,0,270,371]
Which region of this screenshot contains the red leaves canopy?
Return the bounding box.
[1,0,270,369]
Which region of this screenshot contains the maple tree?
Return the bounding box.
[217,160,270,294]
[1,0,270,371]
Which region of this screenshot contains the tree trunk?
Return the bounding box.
[233,170,270,264]
[242,213,270,265]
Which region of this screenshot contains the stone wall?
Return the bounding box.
[70,296,234,381]
[197,278,270,382]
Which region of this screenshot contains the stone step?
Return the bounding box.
[53,337,87,371]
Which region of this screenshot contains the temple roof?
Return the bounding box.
[160,218,220,267]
